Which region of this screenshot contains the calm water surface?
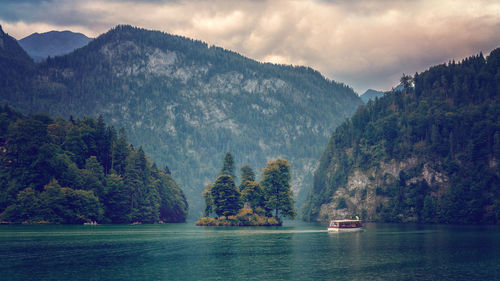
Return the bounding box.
[1,222,500,280]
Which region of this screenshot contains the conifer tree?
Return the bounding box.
[261,158,296,219]
[203,184,213,217]
[219,152,236,181]
[240,165,255,184]
[241,181,265,212]
[210,174,241,217]
[112,128,129,175]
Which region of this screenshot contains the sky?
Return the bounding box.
[1,0,500,94]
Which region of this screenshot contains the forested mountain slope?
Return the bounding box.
[303,50,500,224]
[0,25,362,217]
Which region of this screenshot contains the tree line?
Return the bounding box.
[0,105,187,224]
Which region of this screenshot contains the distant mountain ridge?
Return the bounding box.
[18,30,92,62]
[360,89,384,103]
[0,25,363,217]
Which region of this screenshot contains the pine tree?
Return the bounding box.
[261,158,296,219]
[219,152,236,181]
[210,174,241,217]
[241,181,265,212]
[203,184,213,217]
[112,128,129,175]
[240,165,255,184]
[124,149,144,220]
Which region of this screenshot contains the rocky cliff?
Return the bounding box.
[317,157,451,222]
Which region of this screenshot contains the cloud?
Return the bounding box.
[1,0,500,93]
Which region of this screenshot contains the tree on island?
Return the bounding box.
[241,180,265,213]
[261,158,296,220]
[203,184,213,217]
[240,164,256,184]
[197,155,295,226]
[219,152,236,181]
[239,165,265,213]
[211,174,241,217]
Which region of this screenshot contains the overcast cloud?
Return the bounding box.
[1,0,500,93]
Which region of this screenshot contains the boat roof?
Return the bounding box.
[330,219,361,222]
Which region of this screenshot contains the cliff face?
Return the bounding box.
[318,157,450,222]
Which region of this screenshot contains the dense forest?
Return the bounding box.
[197,153,295,226]
[0,106,187,224]
[0,24,362,217]
[303,49,500,224]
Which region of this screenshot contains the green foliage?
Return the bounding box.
[210,174,241,217]
[0,107,187,224]
[240,165,256,183]
[0,25,362,218]
[261,158,296,220]
[195,207,281,226]
[202,156,295,224]
[241,180,265,211]
[219,152,236,181]
[202,184,213,217]
[1,180,103,224]
[303,49,500,224]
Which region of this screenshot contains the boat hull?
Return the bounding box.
[327,227,363,232]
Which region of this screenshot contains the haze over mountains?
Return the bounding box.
[360,89,384,103]
[0,25,363,217]
[18,30,92,62]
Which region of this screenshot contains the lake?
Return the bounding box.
[1,222,500,280]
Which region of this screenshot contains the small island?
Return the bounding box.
[196,153,295,226]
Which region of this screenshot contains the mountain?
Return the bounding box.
[0,25,363,218]
[0,26,35,97]
[360,89,384,103]
[302,50,500,224]
[18,30,92,62]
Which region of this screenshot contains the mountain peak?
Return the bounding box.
[0,26,32,63]
[19,30,92,62]
[360,89,384,103]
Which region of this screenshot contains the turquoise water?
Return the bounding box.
[1,222,500,280]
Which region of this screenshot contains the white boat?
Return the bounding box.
[328,219,363,232]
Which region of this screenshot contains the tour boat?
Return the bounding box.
[328,219,363,231]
